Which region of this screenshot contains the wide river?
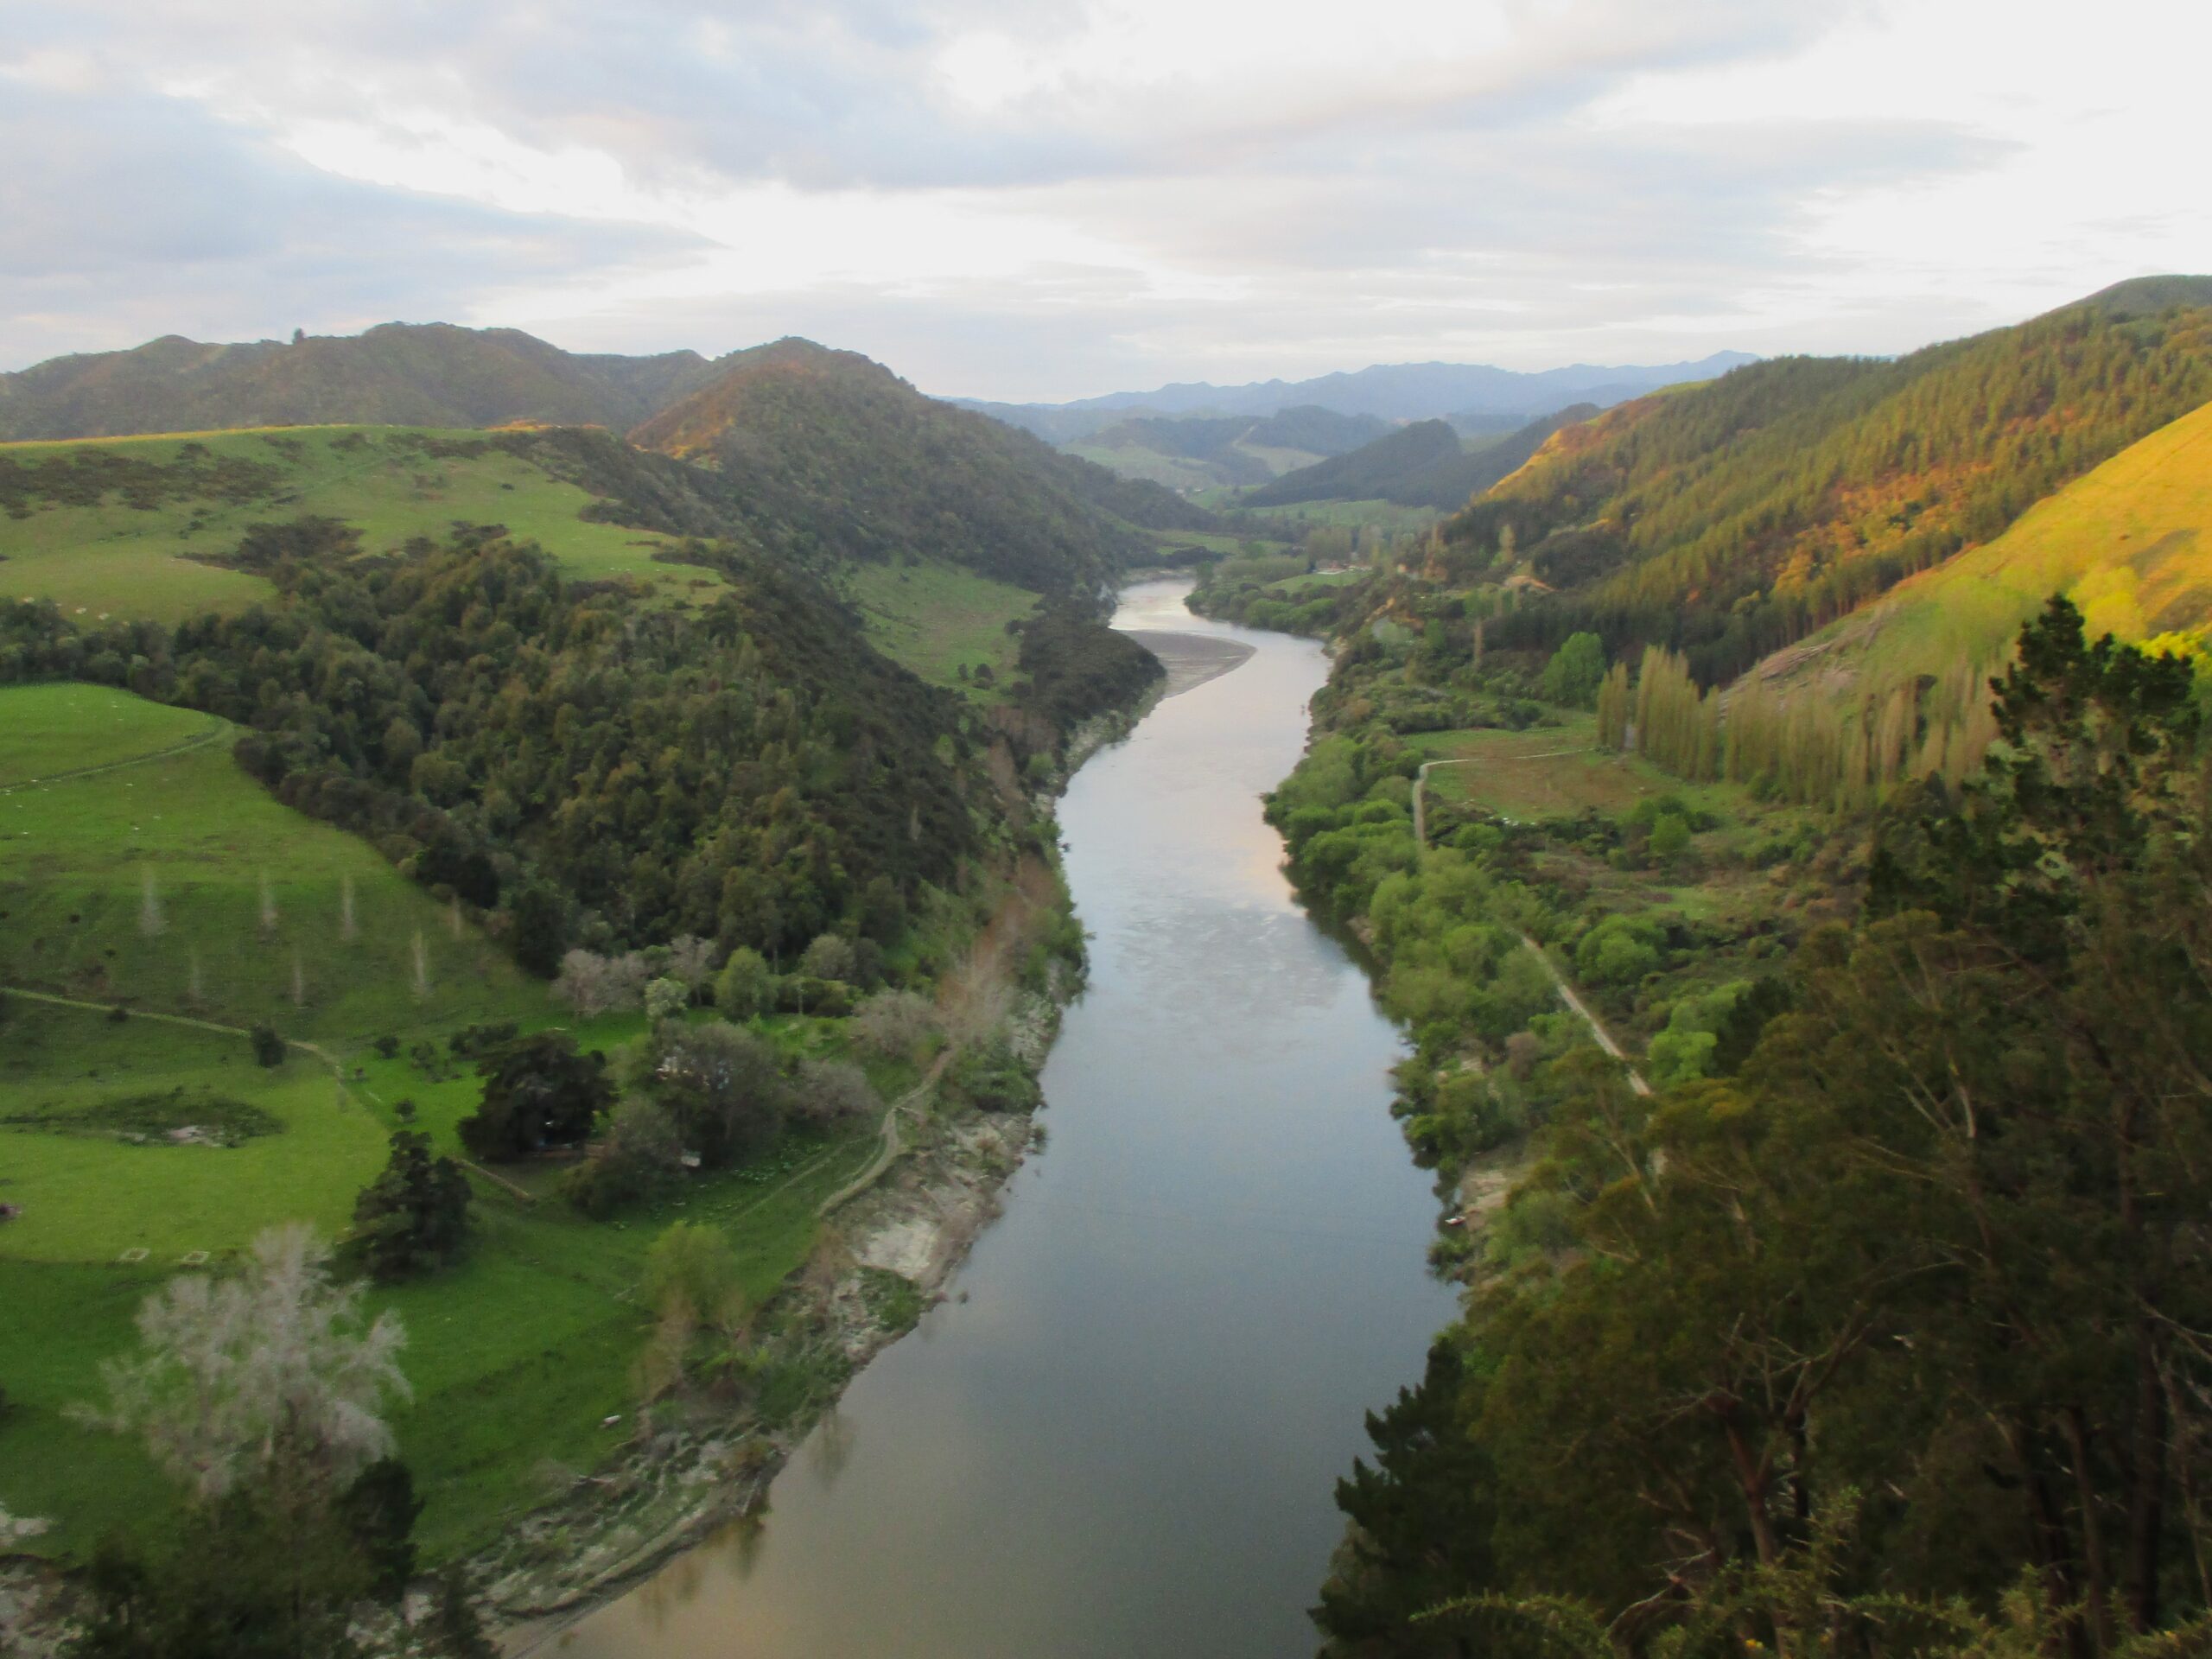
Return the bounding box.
[554,579,1457,1659]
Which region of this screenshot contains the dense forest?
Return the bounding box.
[0,528,1035,967]
[1247,407,1598,512]
[1442,296,2212,680]
[631,339,1213,590]
[1308,602,2212,1656]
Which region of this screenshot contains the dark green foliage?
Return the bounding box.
[628,1020,786,1169]
[247,1024,283,1067]
[1250,405,1597,511]
[425,1567,498,1659]
[564,1099,685,1218]
[630,340,1208,590]
[458,1033,611,1161]
[944,1036,1042,1114]
[1,532,988,959]
[350,1129,473,1280]
[212,516,364,573]
[2,1088,279,1146]
[1535,632,1605,708]
[1313,1342,1498,1656]
[333,1458,420,1603]
[1316,604,2212,1653]
[0,321,722,442]
[1013,600,1165,732]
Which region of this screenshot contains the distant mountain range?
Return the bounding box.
[954,351,1757,442]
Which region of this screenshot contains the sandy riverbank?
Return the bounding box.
[1120,628,1256,699]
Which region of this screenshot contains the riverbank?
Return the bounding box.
[533,579,1451,1659]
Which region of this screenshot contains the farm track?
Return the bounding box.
[0,718,228,795]
[1412,756,1650,1097]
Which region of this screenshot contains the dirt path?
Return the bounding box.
[0,982,537,1200]
[1516,933,1651,1096]
[0,720,228,795]
[1407,764,1650,1096]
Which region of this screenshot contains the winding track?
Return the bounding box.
[1411,758,1650,1096]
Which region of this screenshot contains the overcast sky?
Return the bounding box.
[2,0,2204,401]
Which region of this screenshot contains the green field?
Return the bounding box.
[841,558,1037,694]
[0,681,887,1560]
[0,683,547,1038]
[1255,498,1443,535]
[1763,397,2212,702]
[0,425,702,624]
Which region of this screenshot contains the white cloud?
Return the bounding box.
[1,0,2203,397]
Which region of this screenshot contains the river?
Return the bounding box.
[553,578,1457,1659]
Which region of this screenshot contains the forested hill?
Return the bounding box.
[630,338,1213,591]
[1247,404,1599,510]
[0,322,725,440]
[1440,285,2212,681]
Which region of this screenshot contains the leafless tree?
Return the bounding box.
[75,1224,410,1505]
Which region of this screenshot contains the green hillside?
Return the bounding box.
[0,322,721,442]
[0,424,716,624]
[1445,296,2212,680]
[1759,395,2212,703]
[1069,405,1387,489]
[632,338,1214,590]
[1247,406,1598,511]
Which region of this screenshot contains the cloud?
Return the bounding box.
[1,0,2202,397]
[0,80,706,363]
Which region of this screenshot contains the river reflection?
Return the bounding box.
[551,579,1457,1659]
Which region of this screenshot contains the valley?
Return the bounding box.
[3,274,2212,1659]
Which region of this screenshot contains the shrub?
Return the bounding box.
[249,1024,285,1067]
[565,1099,685,1218]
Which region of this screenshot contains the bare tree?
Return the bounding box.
[75,1224,409,1504]
[664,936,717,993]
[340,874,358,942]
[259,870,279,935]
[854,990,938,1060]
[139,868,163,937]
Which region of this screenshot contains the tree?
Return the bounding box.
[798,932,856,982]
[792,1058,879,1131]
[1647,810,1691,861]
[458,1033,612,1161]
[627,1020,786,1168]
[853,988,937,1059]
[713,946,773,1019]
[565,1098,685,1218]
[248,1023,284,1067]
[351,1129,473,1281]
[1538,632,1606,708]
[78,1224,409,1504]
[424,1566,499,1659]
[644,976,690,1027]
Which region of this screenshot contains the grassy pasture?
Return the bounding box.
[0,683,547,1039]
[842,557,1036,694]
[0,425,700,624]
[1409,716,1664,820]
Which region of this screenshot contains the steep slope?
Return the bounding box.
[0,323,723,440]
[1250,405,1599,510]
[1758,395,2212,704]
[1444,290,2212,679]
[631,338,1211,592]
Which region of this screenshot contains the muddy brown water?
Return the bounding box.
[553,579,1456,1659]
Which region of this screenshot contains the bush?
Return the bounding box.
[566,1099,685,1218]
[944,1038,1039,1115]
[248,1024,285,1067]
[712,946,773,1019]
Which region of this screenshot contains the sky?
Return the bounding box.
[2,0,2205,402]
